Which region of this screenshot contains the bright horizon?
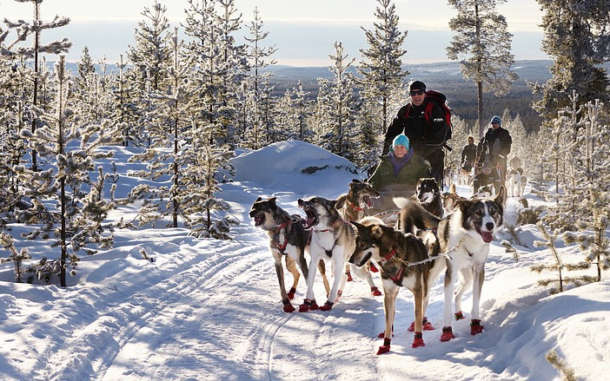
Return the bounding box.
[1,0,547,66]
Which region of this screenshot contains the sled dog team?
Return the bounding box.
[249,178,504,355]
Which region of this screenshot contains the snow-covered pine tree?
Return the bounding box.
[111,54,140,147]
[128,0,171,92]
[75,46,95,94]
[4,0,71,171]
[447,0,518,137]
[327,41,357,159]
[18,56,120,287]
[532,0,610,121]
[128,27,194,228]
[531,222,593,294]
[358,0,407,135]
[0,231,30,282]
[310,78,333,148]
[444,115,471,183]
[273,88,295,141]
[353,85,382,170]
[181,121,237,239]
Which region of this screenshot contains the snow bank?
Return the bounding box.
[231,140,361,196]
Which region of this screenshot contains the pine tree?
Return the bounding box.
[353,85,382,170]
[532,0,610,121]
[4,0,71,171]
[18,56,120,286]
[128,28,194,228]
[359,0,407,135]
[447,0,518,137]
[0,232,30,282]
[76,46,95,93]
[328,41,356,158]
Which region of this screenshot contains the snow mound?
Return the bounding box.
[231,140,361,196]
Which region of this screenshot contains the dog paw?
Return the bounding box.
[370,286,382,296]
[377,345,391,355]
[423,320,435,331]
[320,301,333,311]
[298,299,317,312]
[470,319,484,335]
[283,302,295,313]
[440,327,455,342]
[377,338,392,355]
[287,287,296,300]
[408,317,434,332]
[412,333,425,348]
[454,311,465,320]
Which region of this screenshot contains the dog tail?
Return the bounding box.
[392,197,410,210]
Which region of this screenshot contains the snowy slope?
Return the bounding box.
[0,141,608,381]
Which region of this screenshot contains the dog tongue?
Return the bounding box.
[306,216,315,227]
[481,231,493,243]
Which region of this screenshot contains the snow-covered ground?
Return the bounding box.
[1,140,608,381]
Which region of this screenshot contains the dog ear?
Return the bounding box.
[456,199,473,213]
[255,196,262,202]
[351,178,362,184]
[351,221,364,231]
[335,196,346,209]
[297,198,304,207]
[495,185,505,204]
[371,225,384,239]
[269,197,277,207]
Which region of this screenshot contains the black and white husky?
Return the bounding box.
[297,196,357,312]
[411,177,444,218]
[350,216,446,354]
[394,187,505,342]
[250,197,330,313]
[335,179,382,296]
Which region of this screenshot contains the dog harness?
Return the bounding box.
[345,199,364,212]
[272,220,291,254]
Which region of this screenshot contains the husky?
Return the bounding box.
[507,157,527,197]
[436,187,505,342]
[394,187,505,343]
[297,196,357,312]
[250,197,330,313]
[441,183,467,214]
[350,216,446,354]
[411,177,443,218]
[335,179,382,296]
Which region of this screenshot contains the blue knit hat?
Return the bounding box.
[392,134,410,151]
[490,115,501,126]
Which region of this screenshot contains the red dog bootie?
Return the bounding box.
[470,319,484,335]
[408,317,435,332]
[282,300,295,313]
[440,326,455,342]
[455,311,465,320]
[298,299,318,312]
[287,287,296,300]
[377,338,391,355]
[412,332,425,348]
[345,271,353,282]
[369,263,379,272]
[371,286,382,296]
[320,301,334,311]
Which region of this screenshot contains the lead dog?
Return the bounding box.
[335,179,382,296]
[394,187,505,342]
[250,197,330,312]
[297,196,357,311]
[350,216,446,354]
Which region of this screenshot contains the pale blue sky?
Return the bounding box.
[1,0,546,66]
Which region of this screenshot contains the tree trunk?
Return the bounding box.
[57,56,67,287]
[477,81,484,137]
[31,2,40,171]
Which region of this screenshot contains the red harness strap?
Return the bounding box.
[273,221,291,253]
[382,248,397,262]
[346,199,363,212]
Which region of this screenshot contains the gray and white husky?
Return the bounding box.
[335,179,382,296]
[250,197,330,313]
[297,196,358,312]
[507,157,527,197]
[350,216,446,354]
[394,186,505,342]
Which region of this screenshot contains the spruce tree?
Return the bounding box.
[447,0,517,137]
[359,0,407,135]
[328,41,356,158]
